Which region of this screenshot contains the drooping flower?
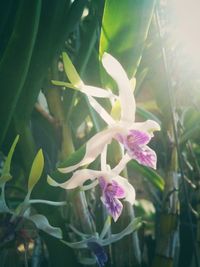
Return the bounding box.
[87,240,108,267]
[58,53,160,174]
[48,153,135,222]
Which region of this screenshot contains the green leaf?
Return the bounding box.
[0,135,19,186]
[62,52,83,87]
[0,135,19,211]
[28,149,44,193]
[100,0,155,77]
[0,0,42,146]
[29,214,62,239]
[136,106,161,124]
[2,135,19,176]
[128,161,164,191]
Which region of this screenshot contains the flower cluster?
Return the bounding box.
[48,53,160,222]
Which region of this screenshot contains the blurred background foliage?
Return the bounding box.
[1,0,200,267]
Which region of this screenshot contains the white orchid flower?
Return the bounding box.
[48,150,135,222]
[59,53,160,174]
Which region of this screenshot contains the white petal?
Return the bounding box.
[81,85,115,99]
[114,175,136,205]
[132,120,161,135]
[88,96,115,126]
[111,153,131,175]
[101,145,108,171]
[48,169,100,190]
[102,53,136,123]
[58,128,116,173]
[130,77,136,91]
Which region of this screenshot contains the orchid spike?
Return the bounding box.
[48,155,135,222]
[59,53,160,174]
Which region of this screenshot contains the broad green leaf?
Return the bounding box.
[100,0,155,77]
[128,161,164,191]
[28,149,44,192]
[2,135,19,175]
[29,214,62,239]
[62,52,83,87]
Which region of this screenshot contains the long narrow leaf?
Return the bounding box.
[0,0,41,146]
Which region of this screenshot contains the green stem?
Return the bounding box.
[29,199,66,206]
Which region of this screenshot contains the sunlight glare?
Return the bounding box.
[171,0,200,67]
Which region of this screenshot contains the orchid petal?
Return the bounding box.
[88,96,115,126]
[130,145,157,170]
[114,176,136,205]
[133,120,161,136]
[101,145,108,172]
[127,130,151,147]
[130,77,136,91]
[102,53,136,123]
[59,128,116,173]
[48,169,100,190]
[81,85,115,99]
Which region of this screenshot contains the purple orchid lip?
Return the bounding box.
[115,130,157,169]
[99,177,125,221]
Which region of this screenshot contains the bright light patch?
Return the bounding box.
[171,0,200,65]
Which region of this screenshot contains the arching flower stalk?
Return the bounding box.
[48,149,135,222]
[58,53,160,174]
